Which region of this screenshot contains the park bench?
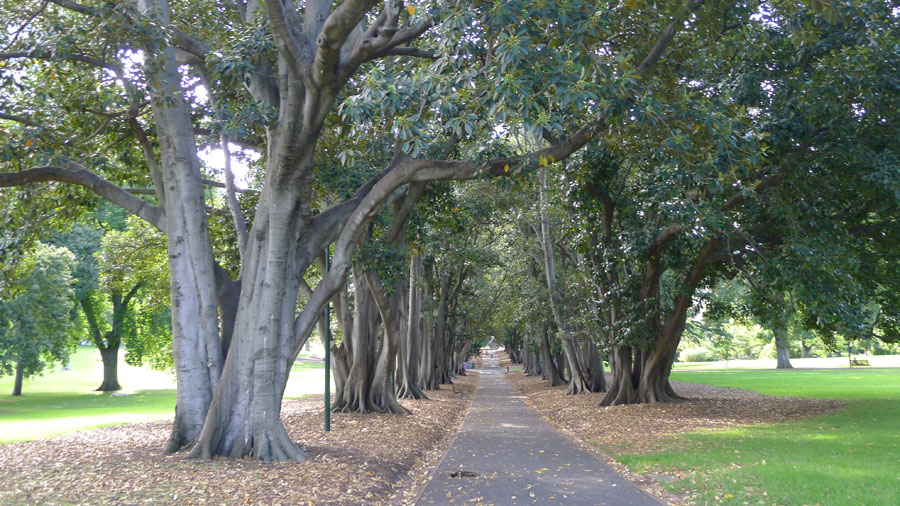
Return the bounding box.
[850,359,870,367]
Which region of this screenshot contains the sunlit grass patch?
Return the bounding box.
[615,369,900,505]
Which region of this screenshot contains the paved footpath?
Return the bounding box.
[417,357,660,506]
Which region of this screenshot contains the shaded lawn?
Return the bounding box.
[672,354,900,371]
[615,369,900,506]
[0,346,327,443]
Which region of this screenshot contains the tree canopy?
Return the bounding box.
[1,0,898,460]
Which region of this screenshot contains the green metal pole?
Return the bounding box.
[324,250,331,432]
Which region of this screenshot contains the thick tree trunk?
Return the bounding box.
[330,283,354,408]
[635,294,690,403]
[96,345,122,391]
[536,167,590,394]
[333,265,379,412]
[560,337,589,394]
[521,344,533,375]
[600,346,640,406]
[774,327,793,369]
[601,294,691,405]
[186,183,319,461]
[578,339,607,392]
[397,255,427,399]
[433,270,452,386]
[453,340,472,376]
[555,352,568,383]
[12,360,24,396]
[539,324,565,386]
[365,273,410,414]
[524,342,541,377]
[137,0,224,455]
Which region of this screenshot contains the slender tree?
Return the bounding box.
[0,243,77,396]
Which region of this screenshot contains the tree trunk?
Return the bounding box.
[560,337,588,394]
[397,255,427,399]
[774,327,793,369]
[96,344,122,391]
[601,294,691,405]
[578,339,607,392]
[136,0,225,455]
[800,339,812,359]
[539,324,565,386]
[454,340,472,376]
[433,271,451,386]
[332,265,379,412]
[12,360,24,396]
[536,166,589,394]
[186,182,320,460]
[365,272,410,414]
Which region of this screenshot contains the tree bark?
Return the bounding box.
[96,345,122,391]
[578,339,607,392]
[12,360,24,396]
[332,264,378,413]
[539,324,565,386]
[418,260,439,390]
[800,339,812,359]
[365,272,410,414]
[397,254,427,399]
[774,327,793,369]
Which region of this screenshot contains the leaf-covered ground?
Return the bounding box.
[505,364,843,504]
[0,374,476,505]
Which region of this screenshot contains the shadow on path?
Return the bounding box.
[416,356,660,505]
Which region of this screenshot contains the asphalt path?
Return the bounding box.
[416,356,660,506]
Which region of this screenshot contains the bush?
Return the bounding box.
[873,343,900,355]
[680,347,714,362]
[760,342,777,359]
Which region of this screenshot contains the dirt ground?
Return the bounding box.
[0,373,477,506]
[504,359,844,505]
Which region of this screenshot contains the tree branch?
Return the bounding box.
[0,111,40,128]
[264,0,314,74]
[313,0,379,86]
[354,21,435,67]
[47,0,94,15]
[0,50,118,71]
[635,0,705,79]
[0,163,165,231]
[374,46,438,59]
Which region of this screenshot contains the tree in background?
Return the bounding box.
[52,209,170,391]
[0,243,77,395]
[562,1,900,403]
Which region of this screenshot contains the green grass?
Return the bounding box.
[0,346,328,443]
[613,369,900,505]
[673,354,900,371]
[0,346,177,443]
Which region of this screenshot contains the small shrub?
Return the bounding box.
[873,344,900,355]
[680,347,714,362]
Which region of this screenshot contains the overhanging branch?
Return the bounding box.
[0,163,165,231]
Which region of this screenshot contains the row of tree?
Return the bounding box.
[2,0,898,461]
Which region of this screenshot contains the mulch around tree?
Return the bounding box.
[0,374,476,505]
[505,368,843,505]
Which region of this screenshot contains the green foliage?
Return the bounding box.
[0,243,78,382]
[679,347,714,363]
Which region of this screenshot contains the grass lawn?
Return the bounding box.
[673,354,900,371]
[0,346,327,443]
[615,369,900,505]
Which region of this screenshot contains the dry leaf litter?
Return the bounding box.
[0,374,476,505]
[503,353,843,505]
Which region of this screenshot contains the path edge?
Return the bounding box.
[392,370,482,506]
[503,372,676,505]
